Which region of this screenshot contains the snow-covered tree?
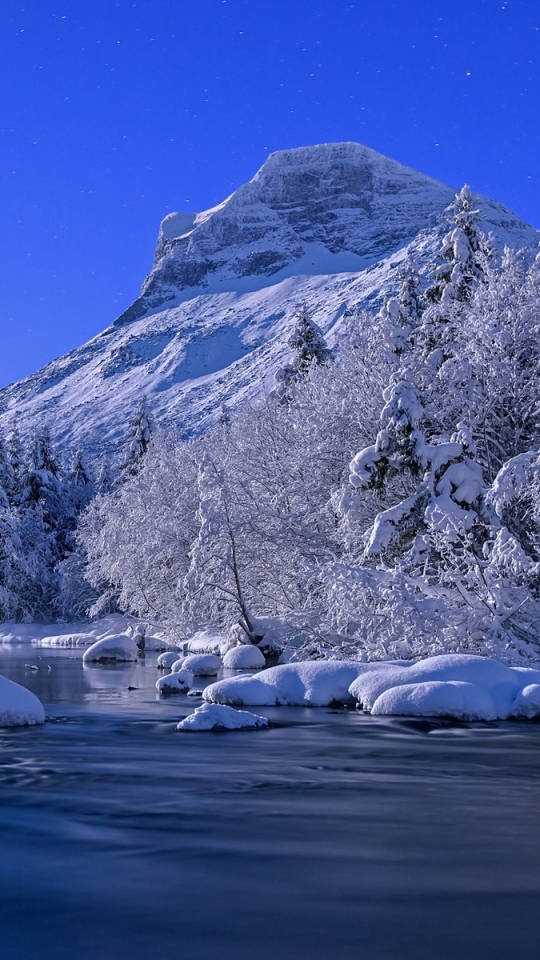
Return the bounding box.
[7,425,24,506]
[416,186,491,371]
[425,185,489,308]
[96,457,114,495]
[274,306,332,401]
[119,397,152,481]
[78,434,198,626]
[376,260,423,359]
[66,449,94,514]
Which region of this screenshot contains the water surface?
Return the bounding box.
[1,645,540,959]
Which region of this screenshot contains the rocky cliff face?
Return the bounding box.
[0,142,538,454]
[117,142,458,323]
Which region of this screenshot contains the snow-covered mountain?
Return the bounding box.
[0,142,537,453]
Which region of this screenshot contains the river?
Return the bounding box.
[1,644,540,959]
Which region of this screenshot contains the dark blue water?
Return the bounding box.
[1,645,540,960]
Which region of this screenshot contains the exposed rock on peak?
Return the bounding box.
[118,142,456,324]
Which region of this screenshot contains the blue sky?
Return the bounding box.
[0,0,538,388]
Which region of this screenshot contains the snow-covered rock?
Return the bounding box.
[156,669,193,694]
[347,654,525,716]
[204,660,363,707]
[170,657,187,672]
[510,684,540,719]
[371,680,497,721]
[140,634,168,652]
[0,143,536,453]
[203,653,540,721]
[157,651,182,669]
[182,654,221,676]
[222,645,266,670]
[0,674,45,726]
[82,634,138,662]
[176,702,269,731]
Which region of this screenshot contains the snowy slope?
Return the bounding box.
[0,142,537,454]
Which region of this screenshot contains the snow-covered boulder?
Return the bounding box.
[177,703,269,731]
[156,669,193,694]
[348,654,529,716]
[140,634,168,652]
[0,674,45,727]
[82,634,138,663]
[171,657,187,672]
[157,651,183,669]
[510,684,540,719]
[371,680,497,721]
[223,645,266,670]
[182,654,221,676]
[204,660,363,707]
[203,653,540,721]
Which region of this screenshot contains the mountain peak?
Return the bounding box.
[1,143,537,453]
[118,141,457,325]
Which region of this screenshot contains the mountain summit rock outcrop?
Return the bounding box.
[0,142,538,452]
[119,142,458,323]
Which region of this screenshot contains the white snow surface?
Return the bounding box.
[156,669,193,694]
[0,674,45,726]
[181,654,221,676]
[176,702,269,731]
[0,142,536,452]
[82,634,138,662]
[203,654,540,720]
[222,645,266,669]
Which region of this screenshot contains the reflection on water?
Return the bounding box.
[1,646,540,960]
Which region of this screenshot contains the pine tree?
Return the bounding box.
[274,306,332,402]
[0,433,14,503]
[67,449,94,512]
[120,398,152,481]
[425,185,488,307]
[96,457,114,495]
[287,305,332,374]
[376,260,423,359]
[23,427,64,535]
[7,425,25,506]
[417,186,491,368]
[349,368,426,495]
